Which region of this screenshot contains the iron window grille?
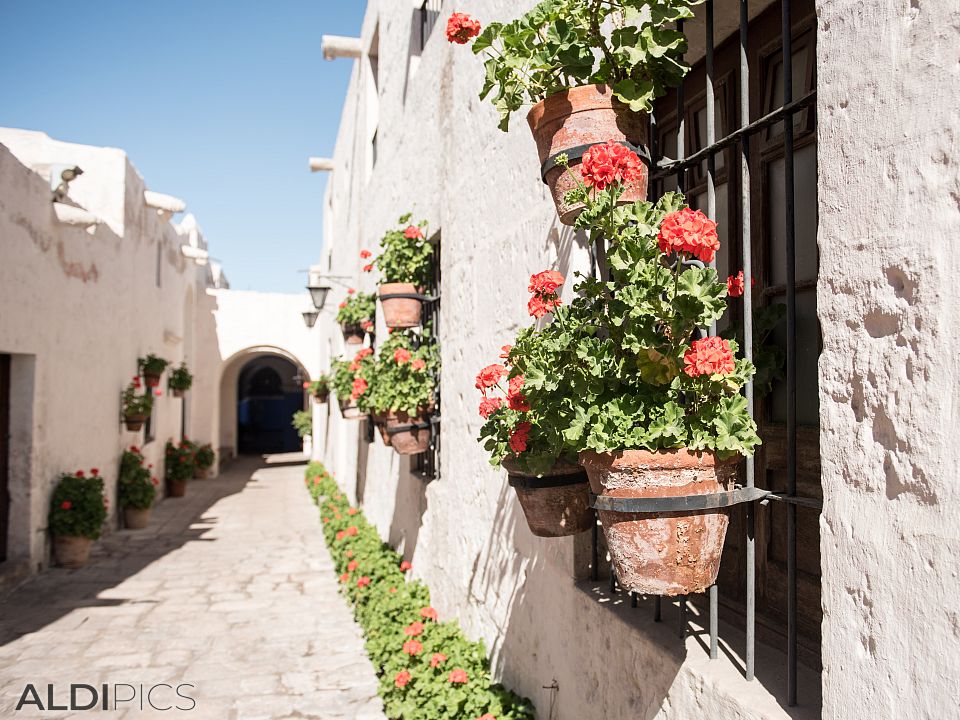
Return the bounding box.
[418,0,443,53]
[411,231,441,482]
[586,0,822,708]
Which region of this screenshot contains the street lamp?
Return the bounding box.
[302,309,319,328]
[306,281,331,310]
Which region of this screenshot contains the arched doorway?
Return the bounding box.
[236,355,304,454]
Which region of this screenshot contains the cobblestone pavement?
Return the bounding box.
[0,455,386,720]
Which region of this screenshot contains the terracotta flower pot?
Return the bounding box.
[143,371,162,388]
[313,390,330,404]
[53,536,92,568]
[579,449,737,596]
[527,84,649,225]
[338,398,368,420]
[168,479,188,497]
[379,283,423,328]
[341,323,366,345]
[124,413,148,432]
[171,388,185,398]
[503,458,595,538]
[123,507,151,529]
[193,467,210,480]
[385,410,432,455]
[371,412,390,445]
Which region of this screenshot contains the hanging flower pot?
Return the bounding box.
[53,536,92,568]
[371,411,390,445]
[385,409,432,455]
[171,388,185,398]
[338,398,368,420]
[526,84,649,225]
[313,389,330,404]
[502,458,594,538]
[193,467,209,480]
[123,413,148,432]
[341,323,365,345]
[168,479,188,497]
[123,507,151,529]
[379,283,423,328]
[579,449,737,596]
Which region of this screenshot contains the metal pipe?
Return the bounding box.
[678,595,687,638]
[654,596,662,622]
[591,522,599,582]
[677,19,685,194]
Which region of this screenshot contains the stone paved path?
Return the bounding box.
[0,456,386,720]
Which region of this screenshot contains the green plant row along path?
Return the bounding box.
[0,457,385,720]
[306,462,535,720]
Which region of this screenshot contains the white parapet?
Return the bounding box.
[309,157,335,173]
[144,190,186,215]
[322,35,362,60]
[52,201,100,232]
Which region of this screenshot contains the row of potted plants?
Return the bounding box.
[446,3,762,596]
[122,356,193,431]
[305,462,534,720]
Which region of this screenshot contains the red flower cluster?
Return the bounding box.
[402,639,423,656]
[356,576,371,588]
[683,336,735,377]
[445,12,481,44]
[346,526,358,536]
[351,377,368,400]
[75,470,85,478]
[394,348,411,365]
[506,375,530,411]
[448,668,469,684]
[347,560,358,571]
[363,263,374,273]
[302,381,311,389]
[527,270,564,319]
[478,396,502,419]
[347,507,358,515]
[475,364,505,391]
[509,422,532,454]
[400,560,413,572]
[360,249,372,259]
[657,208,720,264]
[395,670,411,688]
[404,225,423,240]
[361,320,374,331]
[411,358,426,371]
[404,621,425,637]
[477,715,497,720]
[499,345,512,363]
[430,652,447,668]
[420,606,438,621]
[356,347,373,360]
[580,140,643,191]
[339,572,349,582]
[60,500,72,510]
[726,270,753,297]
[347,288,356,295]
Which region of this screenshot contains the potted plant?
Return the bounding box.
[138,353,170,387]
[332,349,374,420]
[292,409,312,440]
[509,150,760,594]
[193,443,216,479]
[164,440,194,497]
[363,214,432,329]
[118,447,157,529]
[168,362,193,397]
[48,469,107,568]
[336,290,376,344]
[121,377,154,431]
[365,332,438,455]
[447,1,700,223]
[305,376,331,403]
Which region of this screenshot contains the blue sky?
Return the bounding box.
[0,1,366,292]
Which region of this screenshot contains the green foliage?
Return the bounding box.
[168,362,193,391]
[466,0,702,129]
[371,214,433,287]
[138,353,170,376]
[307,376,330,397]
[292,410,312,439]
[121,379,153,416]
[336,292,376,326]
[721,303,787,398]
[165,440,195,482]
[304,464,535,720]
[194,443,216,470]
[332,349,377,410]
[49,471,107,539]
[364,331,439,417]
[118,448,156,510]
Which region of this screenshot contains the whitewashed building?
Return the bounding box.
[313,1,960,719]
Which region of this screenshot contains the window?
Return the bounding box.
[412,231,441,481]
[417,0,442,53]
[366,26,380,178]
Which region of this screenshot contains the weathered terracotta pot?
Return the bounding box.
[385,410,432,455]
[341,323,366,345]
[371,412,390,445]
[171,388,185,398]
[579,449,737,596]
[168,479,188,497]
[53,536,92,568]
[124,413,148,432]
[527,84,649,225]
[143,371,162,387]
[339,398,368,420]
[123,507,151,529]
[379,283,422,328]
[503,458,595,538]
[193,467,210,480]
[313,390,330,404]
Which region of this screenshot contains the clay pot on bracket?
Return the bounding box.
[193,467,210,480]
[341,323,366,345]
[313,389,330,404]
[579,449,737,596]
[371,411,390,445]
[385,410,432,455]
[168,479,188,498]
[171,388,186,398]
[124,413,148,432]
[338,398,368,421]
[502,458,595,538]
[379,283,423,328]
[53,536,92,568]
[123,507,151,529]
[527,84,649,225]
[143,371,163,388]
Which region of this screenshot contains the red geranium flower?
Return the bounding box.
[338,301,347,309]
[154,389,163,397]
[499,345,512,362]
[346,526,358,536]
[411,358,426,371]
[394,670,411,688]
[75,470,84,478]
[339,572,349,582]
[403,225,423,240]
[130,445,140,453]
[509,422,532,454]
[361,320,374,331]
[356,576,371,588]
[404,621,424,637]
[448,668,469,684]
[360,249,372,259]
[400,560,413,572]
[430,652,447,668]
[347,507,357,515]
[727,270,745,297]
[478,397,502,419]
[60,500,72,510]
[445,12,481,44]
[477,715,497,720]
[336,531,346,541]
[356,347,374,359]
[402,639,423,655]
[389,587,397,594]
[528,270,565,296]
[363,263,374,273]
[347,560,358,571]
[347,288,356,295]
[475,364,506,391]
[151,477,159,486]
[394,348,411,365]
[506,375,529,411]
[302,381,311,389]
[420,606,438,621]
[657,208,720,264]
[527,294,561,319]
[90,468,99,476]
[579,141,643,190]
[351,377,368,400]
[345,550,353,558]
[683,336,735,377]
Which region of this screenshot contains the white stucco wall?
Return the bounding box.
[816,0,960,716]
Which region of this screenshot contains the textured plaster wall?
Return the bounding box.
[0,130,216,577]
[313,2,831,718]
[816,0,960,716]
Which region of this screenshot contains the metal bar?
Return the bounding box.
[591,522,599,582]
[610,562,617,593]
[654,596,662,622]
[739,0,757,684]
[631,591,638,608]
[782,0,799,706]
[590,486,768,512]
[765,492,823,510]
[676,19,685,194]
[678,595,687,638]
[652,91,815,179]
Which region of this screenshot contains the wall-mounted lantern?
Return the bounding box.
[302,309,319,328]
